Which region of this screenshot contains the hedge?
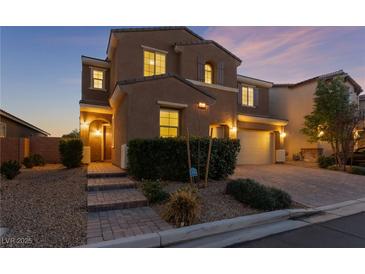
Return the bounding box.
[127,137,240,181]
[226,179,292,210]
[59,139,83,168]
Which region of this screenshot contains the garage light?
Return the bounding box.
[198,102,207,109]
[280,132,287,138]
[230,127,237,133]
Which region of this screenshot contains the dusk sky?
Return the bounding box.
[1,26,364,136]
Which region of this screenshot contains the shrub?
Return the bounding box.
[59,139,83,168]
[350,166,365,176]
[163,186,201,227]
[22,157,34,168]
[226,179,292,210]
[127,137,240,181]
[318,155,336,169]
[1,160,21,180]
[30,154,45,166]
[141,180,169,204]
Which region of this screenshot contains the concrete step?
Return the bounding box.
[87,171,128,179]
[87,177,136,191]
[87,189,148,212]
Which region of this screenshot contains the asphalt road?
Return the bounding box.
[231,212,365,248]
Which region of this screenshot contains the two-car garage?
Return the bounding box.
[237,129,274,165]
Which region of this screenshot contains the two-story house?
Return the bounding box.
[80,27,288,168]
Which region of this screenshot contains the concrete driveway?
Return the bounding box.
[232,164,365,207]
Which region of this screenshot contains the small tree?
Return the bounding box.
[59,139,83,168]
[301,77,361,170]
[62,129,80,139]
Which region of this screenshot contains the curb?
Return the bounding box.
[80,208,318,248]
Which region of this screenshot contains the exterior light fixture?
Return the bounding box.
[94,129,102,137]
[198,102,207,109]
[280,132,287,138]
[231,126,237,133]
[80,121,89,128]
[318,130,324,137]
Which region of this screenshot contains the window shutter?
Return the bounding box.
[197,56,204,82]
[218,62,224,85]
[254,88,259,107]
[238,84,242,105]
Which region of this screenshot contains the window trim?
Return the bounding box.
[159,108,180,138]
[0,122,6,138]
[241,85,255,107]
[143,49,167,77]
[89,67,107,91]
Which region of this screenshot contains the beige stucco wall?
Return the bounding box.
[270,81,359,159]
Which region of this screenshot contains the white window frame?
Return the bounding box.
[0,122,6,137]
[242,85,255,107]
[89,67,106,91]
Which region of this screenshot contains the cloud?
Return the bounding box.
[202,27,365,85]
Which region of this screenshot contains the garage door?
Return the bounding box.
[237,130,273,165]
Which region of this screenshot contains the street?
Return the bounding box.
[231,212,365,248]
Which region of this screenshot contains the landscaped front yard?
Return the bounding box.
[0,165,87,248]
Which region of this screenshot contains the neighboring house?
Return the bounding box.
[270,70,363,161]
[0,109,50,138]
[80,27,287,167]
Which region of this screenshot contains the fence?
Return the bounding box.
[0,136,61,164]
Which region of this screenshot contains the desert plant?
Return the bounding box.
[22,157,34,168]
[141,180,169,204]
[30,154,45,166]
[127,137,240,181]
[318,155,336,169]
[1,160,21,180]
[226,179,292,210]
[59,139,83,168]
[163,186,201,227]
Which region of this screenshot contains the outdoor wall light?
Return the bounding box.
[280,132,287,138]
[318,130,324,137]
[80,121,89,128]
[198,102,207,109]
[230,127,237,133]
[94,129,102,136]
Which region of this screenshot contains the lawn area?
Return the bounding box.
[150,180,259,226]
[0,165,87,247]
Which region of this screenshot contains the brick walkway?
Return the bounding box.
[86,163,172,244]
[87,207,172,243]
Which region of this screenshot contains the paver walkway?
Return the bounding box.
[86,163,171,244]
[233,164,365,207]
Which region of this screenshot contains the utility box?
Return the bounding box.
[275,149,286,163]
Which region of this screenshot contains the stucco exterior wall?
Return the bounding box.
[270,80,359,159]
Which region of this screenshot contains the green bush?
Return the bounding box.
[350,166,365,176]
[127,137,240,181]
[22,157,34,168]
[318,155,336,169]
[1,160,21,180]
[141,180,169,204]
[226,179,292,210]
[59,139,83,168]
[30,154,45,166]
[163,186,201,227]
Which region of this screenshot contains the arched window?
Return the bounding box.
[204,63,213,84]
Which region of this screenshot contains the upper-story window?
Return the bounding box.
[204,63,213,84]
[0,122,6,137]
[144,50,166,77]
[242,86,254,107]
[91,68,105,90]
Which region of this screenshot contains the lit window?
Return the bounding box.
[242,86,254,107]
[0,122,6,137]
[144,50,166,76]
[204,63,213,84]
[160,109,179,138]
[91,69,104,89]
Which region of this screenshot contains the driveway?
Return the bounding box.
[232,164,365,207]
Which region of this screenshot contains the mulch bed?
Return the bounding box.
[0,165,87,248]
[151,180,259,226]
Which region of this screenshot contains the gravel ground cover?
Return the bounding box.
[0,165,87,247]
[150,180,259,225]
